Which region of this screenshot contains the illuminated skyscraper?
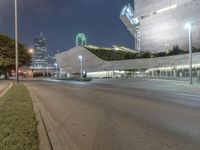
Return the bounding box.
[32,32,48,68]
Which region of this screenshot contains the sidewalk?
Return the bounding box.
[0,80,11,97]
[92,78,200,95]
[146,78,200,94]
[143,77,200,83]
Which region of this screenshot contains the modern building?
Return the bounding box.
[55,46,200,79]
[32,32,48,68]
[46,56,57,68]
[120,3,140,51]
[120,0,200,52]
[85,45,140,53]
[32,32,56,69]
[76,33,87,46]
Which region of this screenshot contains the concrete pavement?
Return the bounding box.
[92,78,200,95]
[25,79,200,150]
[0,80,11,97]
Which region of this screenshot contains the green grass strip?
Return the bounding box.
[0,83,39,150]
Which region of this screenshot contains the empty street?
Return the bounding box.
[25,79,200,150]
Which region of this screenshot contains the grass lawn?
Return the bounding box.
[0,82,39,150]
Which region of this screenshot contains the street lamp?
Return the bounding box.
[78,55,83,78]
[28,48,34,54]
[184,23,193,84]
[47,66,49,77]
[15,0,19,83]
[54,63,58,77]
[54,63,58,73]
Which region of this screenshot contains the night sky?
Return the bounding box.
[0,0,134,55]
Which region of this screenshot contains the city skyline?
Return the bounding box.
[0,0,134,55]
[1,1,200,149]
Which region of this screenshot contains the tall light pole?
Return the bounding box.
[54,63,58,77]
[47,66,49,77]
[185,23,193,84]
[54,63,58,73]
[78,55,83,78]
[15,0,19,83]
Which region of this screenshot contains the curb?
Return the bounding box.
[25,83,52,150]
[0,81,13,98]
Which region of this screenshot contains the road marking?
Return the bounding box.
[61,86,78,91]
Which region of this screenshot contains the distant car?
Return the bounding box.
[0,74,5,79]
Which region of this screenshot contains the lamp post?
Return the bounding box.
[78,55,83,78]
[15,0,19,83]
[47,66,49,77]
[54,63,58,73]
[54,63,58,77]
[184,23,193,84]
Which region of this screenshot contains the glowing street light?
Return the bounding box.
[184,23,193,84]
[78,55,83,78]
[28,48,34,54]
[54,63,58,73]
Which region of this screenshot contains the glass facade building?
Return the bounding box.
[32,32,48,68]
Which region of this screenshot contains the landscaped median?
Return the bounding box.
[0,82,39,150]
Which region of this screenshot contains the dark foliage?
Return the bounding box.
[85,47,151,61]
[0,34,31,78]
[84,45,200,61]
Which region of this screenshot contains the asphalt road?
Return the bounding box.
[25,79,200,150]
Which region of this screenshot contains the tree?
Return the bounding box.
[167,45,182,56]
[141,52,151,58]
[192,47,200,53]
[153,52,167,57]
[0,34,31,79]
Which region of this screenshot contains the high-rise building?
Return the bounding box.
[32,32,48,68]
[121,0,200,52]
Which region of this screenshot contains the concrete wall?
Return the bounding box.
[56,46,105,74]
[56,46,200,75]
[134,0,200,52]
